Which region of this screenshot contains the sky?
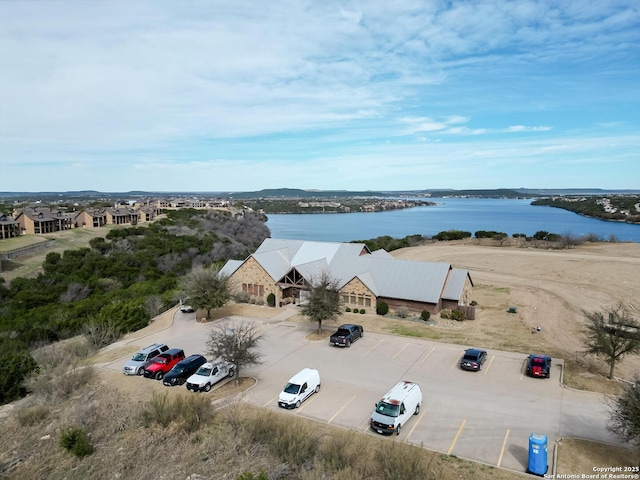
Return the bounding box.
[0,1,639,193]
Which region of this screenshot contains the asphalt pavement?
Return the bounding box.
[104,306,621,475]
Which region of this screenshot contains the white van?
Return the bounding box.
[278,368,321,409]
[370,380,422,435]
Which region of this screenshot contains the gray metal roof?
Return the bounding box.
[225,239,470,304]
[442,269,472,300]
[219,259,243,278]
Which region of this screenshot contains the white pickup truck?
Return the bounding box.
[185,359,235,392]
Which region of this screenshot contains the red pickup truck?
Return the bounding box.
[143,348,185,380]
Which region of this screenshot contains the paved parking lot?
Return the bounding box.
[104,308,620,475]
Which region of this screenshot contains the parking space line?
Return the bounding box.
[451,353,463,369]
[297,391,321,413]
[405,410,426,442]
[497,429,510,467]
[392,343,409,359]
[483,355,495,375]
[364,339,383,356]
[419,346,436,364]
[520,359,527,381]
[328,395,356,423]
[447,419,466,455]
[263,395,278,407]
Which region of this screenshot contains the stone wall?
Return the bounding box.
[229,257,281,304]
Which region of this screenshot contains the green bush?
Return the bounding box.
[353,308,359,314]
[451,309,466,322]
[360,309,365,314]
[59,426,94,458]
[420,310,430,321]
[237,471,269,480]
[345,307,351,312]
[266,292,276,307]
[440,309,452,319]
[376,301,389,315]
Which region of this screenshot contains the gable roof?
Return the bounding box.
[225,238,471,304]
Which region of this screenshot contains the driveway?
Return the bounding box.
[103,307,620,475]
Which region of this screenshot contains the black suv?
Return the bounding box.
[460,348,487,371]
[162,354,208,386]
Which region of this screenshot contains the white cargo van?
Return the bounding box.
[370,380,422,435]
[278,368,321,409]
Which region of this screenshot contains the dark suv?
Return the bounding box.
[163,354,208,386]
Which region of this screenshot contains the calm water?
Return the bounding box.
[266,198,640,243]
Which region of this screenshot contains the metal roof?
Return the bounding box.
[225,239,471,304]
[442,269,472,301]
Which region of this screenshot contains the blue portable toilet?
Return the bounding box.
[527,433,548,476]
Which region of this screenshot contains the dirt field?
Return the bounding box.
[392,240,640,383]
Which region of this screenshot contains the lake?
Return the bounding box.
[265,198,640,243]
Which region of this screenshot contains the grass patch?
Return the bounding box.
[557,438,638,475]
[389,325,433,338]
[140,391,215,433]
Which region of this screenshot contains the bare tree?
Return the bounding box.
[607,375,640,460]
[584,304,640,379]
[493,233,508,247]
[206,320,263,386]
[180,266,231,319]
[301,271,343,335]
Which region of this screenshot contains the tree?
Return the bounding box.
[584,304,640,379]
[206,320,263,386]
[180,267,231,319]
[300,271,343,334]
[607,375,640,458]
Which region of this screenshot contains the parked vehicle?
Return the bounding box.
[186,359,235,392]
[143,348,185,380]
[460,348,487,371]
[163,354,208,386]
[278,368,321,409]
[526,354,552,378]
[180,304,195,313]
[329,324,364,347]
[370,380,422,436]
[122,343,169,376]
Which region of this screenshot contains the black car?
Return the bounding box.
[526,354,552,378]
[460,348,487,371]
[162,354,207,386]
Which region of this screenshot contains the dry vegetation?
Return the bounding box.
[1,233,639,478]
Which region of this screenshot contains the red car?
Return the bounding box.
[526,354,552,378]
[144,348,185,380]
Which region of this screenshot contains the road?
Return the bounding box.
[103,306,620,475]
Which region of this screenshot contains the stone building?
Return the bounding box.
[220,238,474,316]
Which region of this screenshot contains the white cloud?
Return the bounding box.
[0,0,638,191]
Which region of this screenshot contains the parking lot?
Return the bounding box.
[105,308,619,475]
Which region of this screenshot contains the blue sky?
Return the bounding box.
[0,1,638,192]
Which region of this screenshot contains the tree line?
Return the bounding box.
[0,209,269,404]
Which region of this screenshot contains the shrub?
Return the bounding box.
[451,309,466,322]
[235,291,251,303]
[420,310,430,321]
[140,391,213,433]
[396,306,410,318]
[360,309,365,314]
[59,426,94,458]
[440,309,452,319]
[345,307,351,312]
[470,300,478,306]
[376,301,389,315]
[82,317,121,348]
[353,308,359,314]
[266,292,276,307]
[17,403,50,426]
